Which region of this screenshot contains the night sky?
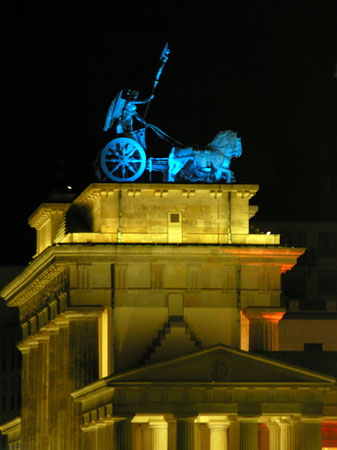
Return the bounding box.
[3,6,337,265]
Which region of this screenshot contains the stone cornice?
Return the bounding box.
[28,242,304,260]
[28,203,71,229]
[2,260,69,325]
[73,182,260,203]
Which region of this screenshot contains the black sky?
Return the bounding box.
[2,6,337,265]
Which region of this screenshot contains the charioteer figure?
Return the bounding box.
[103,43,170,136]
[103,89,153,135]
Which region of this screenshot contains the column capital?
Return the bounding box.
[238,416,259,422]
[175,415,197,421]
[301,417,322,424]
[148,420,168,429]
[278,417,292,425]
[244,307,286,322]
[267,420,279,428]
[208,421,230,429]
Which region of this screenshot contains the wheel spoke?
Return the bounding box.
[127,165,136,174]
[104,158,120,163]
[125,147,137,158]
[109,162,123,174]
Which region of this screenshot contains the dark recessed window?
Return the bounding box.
[318,232,336,257]
[170,213,180,223]
[281,232,306,247]
[319,271,337,293]
[304,343,323,351]
[282,270,306,300]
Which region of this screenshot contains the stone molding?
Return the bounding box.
[4,265,69,338]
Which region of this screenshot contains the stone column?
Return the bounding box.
[97,421,107,449]
[104,419,115,450]
[176,417,196,450]
[34,332,50,450]
[208,421,229,450]
[302,418,322,450]
[17,339,38,450]
[142,423,152,450]
[278,418,292,450]
[82,424,98,450]
[82,426,94,450]
[290,416,303,450]
[166,417,177,450]
[244,307,285,352]
[267,421,280,450]
[115,418,132,450]
[228,418,239,450]
[149,420,168,450]
[238,418,259,450]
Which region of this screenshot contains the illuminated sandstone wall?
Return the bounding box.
[29,183,281,254]
[0,183,306,448]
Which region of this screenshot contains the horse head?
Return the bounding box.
[207,130,242,159]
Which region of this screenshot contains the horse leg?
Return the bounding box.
[214,168,222,181]
[168,148,176,181]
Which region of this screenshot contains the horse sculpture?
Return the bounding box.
[167,130,242,183]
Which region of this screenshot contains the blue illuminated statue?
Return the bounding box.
[168,130,242,183]
[96,44,242,183]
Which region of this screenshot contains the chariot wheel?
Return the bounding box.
[100,137,147,182]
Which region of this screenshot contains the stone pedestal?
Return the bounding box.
[176,417,196,450]
[208,421,229,450]
[244,307,285,352]
[239,418,258,450]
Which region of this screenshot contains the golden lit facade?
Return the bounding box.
[0,183,336,449]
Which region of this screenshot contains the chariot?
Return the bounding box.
[98,126,172,183]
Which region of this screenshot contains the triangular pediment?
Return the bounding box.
[107,345,335,385]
